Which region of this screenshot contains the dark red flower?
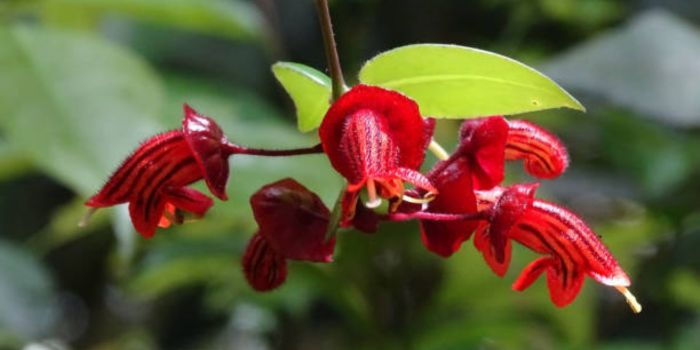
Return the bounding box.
[418,158,479,257]
[473,184,641,312]
[456,116,509,190]
[85,105,231,238]
[473,184,537,275]
[242,178,335,291]
[319,85,436,225]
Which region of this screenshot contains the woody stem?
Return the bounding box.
[314,0,347,100]
[225,143,324,156]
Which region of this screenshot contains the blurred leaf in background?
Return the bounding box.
[0,1,699,349]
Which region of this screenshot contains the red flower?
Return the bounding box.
[242,178,335,291]
[473,184,537,275]
[504,120,569,179]
[456,116,509,190]
[418,116,570,257]
[474,184,641,312]
[319,85,436,225]
[85,105,231,238]
[416,117,511,257]
[418,157,478,257]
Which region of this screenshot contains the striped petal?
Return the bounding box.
[242,233,288,292]
[509,199,634,308]
[505,119,569,179]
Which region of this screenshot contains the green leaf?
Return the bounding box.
[43,0,263,41]
[272,62,332,132]
[359,44,584,118]
[543,10,700,127]
[0,25,164,195]
[128,235,244,298]
[0,240,58,340]
[0,139,33,181]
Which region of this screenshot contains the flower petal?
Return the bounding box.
[546,259,585,307]
[320,85,430,181]
[392,167,437,195]
[512,256,552,291]
[458,116,509,189]
[474,222,511,276]
[163,186,213,217]
[339,188,360,228]
[86,130,189,207]
[511,200,631,288]
[351,199,380,233]
[242,233,288,291]
[251,178,335,262]
[336,108,400,184]
[505,120,569,179]
[128,192,167,238]
[420,159,477,257]
[182,104,230,200]
[484,183,538,264]
[512,256,585,307]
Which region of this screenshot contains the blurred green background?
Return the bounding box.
[1,0,700,349]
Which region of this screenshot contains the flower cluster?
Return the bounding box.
[84,85,640,312]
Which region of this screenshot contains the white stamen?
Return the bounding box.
[78,207,98,228]
[365,178,382,208]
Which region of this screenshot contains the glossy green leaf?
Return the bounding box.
[272,62,332,132]
[42,0,262,40]
[359,44,584,118]
[0,25,164,195]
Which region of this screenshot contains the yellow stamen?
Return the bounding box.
[365,178,382,208]
[402,193,434,204]
[78,207,98,228]
[615,286,642,314]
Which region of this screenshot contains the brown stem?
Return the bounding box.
[383,210,489,222]
[314,0,346,101]
[225,143,324,157]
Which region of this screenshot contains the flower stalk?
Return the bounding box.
[314,0,347,101]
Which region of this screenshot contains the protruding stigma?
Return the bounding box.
[615,286,642,314]
[79,207,98,228]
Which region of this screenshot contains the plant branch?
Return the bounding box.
[314,0,346,101]
[226,143,324,157]
[382,210,489,222]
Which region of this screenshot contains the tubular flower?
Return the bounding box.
[319,85,436,225]
[504,119,569,179]
[85,105,231,238]
[416,115,565,258]
[455,116,509,190]
[242,178,335,291]
[473,184,641,312]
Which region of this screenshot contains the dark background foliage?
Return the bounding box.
[1,0,699,349]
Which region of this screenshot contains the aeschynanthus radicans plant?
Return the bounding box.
[81,0,641,313]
